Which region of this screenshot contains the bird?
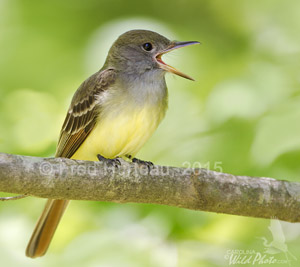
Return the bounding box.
[25,29,199,258]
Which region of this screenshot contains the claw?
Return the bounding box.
[132,158,154,171]
[97,154,121,168]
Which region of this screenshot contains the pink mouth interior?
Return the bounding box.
[156,55,166,65]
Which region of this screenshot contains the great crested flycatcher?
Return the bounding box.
[26,29,199,258]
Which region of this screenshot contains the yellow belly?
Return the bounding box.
[71,104,165,161]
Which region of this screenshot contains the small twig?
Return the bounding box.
[0,194,28,201]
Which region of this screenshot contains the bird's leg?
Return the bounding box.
[130,155,154,170]
[97,154,121,167]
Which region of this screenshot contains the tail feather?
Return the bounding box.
[26,199,69,258]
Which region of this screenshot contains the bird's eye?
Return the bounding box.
[142,43,153,51]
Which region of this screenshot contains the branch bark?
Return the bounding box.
[0,153,299,223]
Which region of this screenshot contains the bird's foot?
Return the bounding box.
[132,157,154,171]
[97,154,121,168]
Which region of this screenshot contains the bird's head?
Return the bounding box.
[105,29,199,81]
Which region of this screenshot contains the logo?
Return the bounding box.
[224,219,297,266]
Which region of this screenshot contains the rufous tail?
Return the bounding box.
[26,199,69,258]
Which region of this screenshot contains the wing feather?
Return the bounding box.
[55,69,116,158]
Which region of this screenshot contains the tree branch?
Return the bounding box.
[0,153,299,223]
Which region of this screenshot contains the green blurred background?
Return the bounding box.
[1,0,300,266]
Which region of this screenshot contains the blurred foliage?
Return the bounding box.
[0,0,300,266]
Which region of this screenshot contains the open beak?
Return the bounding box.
[156,41,200,81]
